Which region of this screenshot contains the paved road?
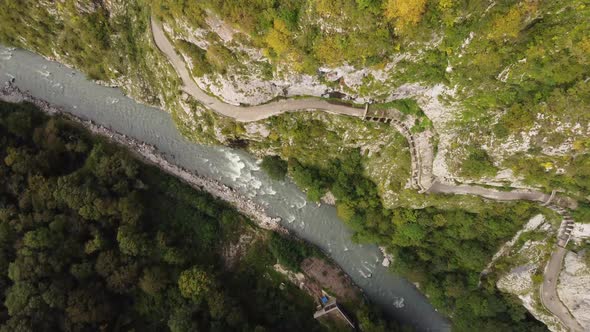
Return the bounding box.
[151,18,364,122]
[427,181,551,203]
[541,247,584,332]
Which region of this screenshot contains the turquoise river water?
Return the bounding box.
[0,45,449,331]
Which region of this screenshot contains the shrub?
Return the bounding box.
[205,44,235,74]
[384,0,428,32]
[260,155,288,180]
[460,147,498,178]
[177,40,212,77]
[268,233,314,271]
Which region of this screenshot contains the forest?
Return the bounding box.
[284,152,548,331]
[0,101,397,331]
[1,0,587,331]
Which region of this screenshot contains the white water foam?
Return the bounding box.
[295,198,307,209]
[0,44,451,331]
[221,150,265,198]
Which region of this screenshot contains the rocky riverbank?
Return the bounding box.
[1,81,386,319]
[0,82,283,232]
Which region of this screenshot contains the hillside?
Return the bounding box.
[1,0,589,331]
[0,100,397,331]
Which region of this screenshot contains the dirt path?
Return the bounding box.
[151,18,581,330]
[427,181,551,203]
[151,17,561,204]
[151,18,364,122]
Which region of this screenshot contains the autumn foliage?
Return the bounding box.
[384,0,428,31]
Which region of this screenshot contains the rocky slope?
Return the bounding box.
[3,0,589,200]
[495,214,565,331]
[558,251,590,330]
[493,211,590,331]
[1,1,590,330]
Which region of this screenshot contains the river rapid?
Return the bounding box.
[0,45,450,331]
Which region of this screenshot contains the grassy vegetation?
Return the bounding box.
[572,203,590,224]
[503,152,590,199]
[373,98,420,115]
[460,147,498,179]
[268,233,317,272]
[372,98,434,132]
[176,39,212,77]
[2,1,588,330]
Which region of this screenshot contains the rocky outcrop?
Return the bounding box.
[482,214,547,276]
[163,12,411,106]
[497,238,566,332]
[379,246,394,267]
[320,191,336,205]
[557,251,590,330]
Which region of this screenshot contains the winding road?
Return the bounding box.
[153,16,572,203]
[427,182,551,203]
[151,18,364,122]
[150,17,582,331]
[539,207,584,332]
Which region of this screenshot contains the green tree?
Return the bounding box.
[4,283,33,316]
[260,155,288,181]
[178,266,214,302]
[116,225,150,257]
[139,267,168,296]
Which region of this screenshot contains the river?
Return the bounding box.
[0,45,450,331]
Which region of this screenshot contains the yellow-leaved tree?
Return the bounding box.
[265,19,292,56]
[488,2,539,41]
[384,0,428,32]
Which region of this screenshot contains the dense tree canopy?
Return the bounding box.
[0,101,340,331]
[282,150,547,331]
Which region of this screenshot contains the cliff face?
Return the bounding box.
[149,0,590,197]
[558,251,590,330]
[2,1,590,330]
[493,212,590,331]
[495,214,564,331]
[3,1,589,196]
